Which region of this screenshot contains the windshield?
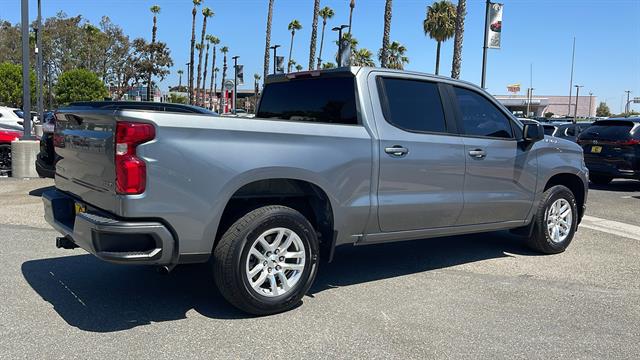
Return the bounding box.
[257,76,358,125]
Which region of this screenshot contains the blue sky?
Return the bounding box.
[1,0,639,113]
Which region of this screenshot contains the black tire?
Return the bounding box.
[527,185,578,254]
[213,205,319,315]
[589,175,613,185]
[0,144,11,176]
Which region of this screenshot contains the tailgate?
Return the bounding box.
[54,110,119,212]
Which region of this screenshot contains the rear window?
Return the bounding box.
[579,121,635,140]
[257,76,358,125]
[543,126,556,135]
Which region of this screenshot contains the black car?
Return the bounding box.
[35,101,217,178]
[542,122,592,142]
[577,118,640,185]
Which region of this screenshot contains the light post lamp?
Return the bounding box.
[625,90,632,116]
[185,62,191,104]
[332,25,350,67]
[232,56,240,115]
[574,85,583,123]
[270,45,281,75]
[588,92,593,118]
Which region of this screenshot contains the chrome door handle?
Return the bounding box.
[384,146,409,157]
[468,149,486,159]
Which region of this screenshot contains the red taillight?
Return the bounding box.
[618,139,640,146]
[115,122,155,195]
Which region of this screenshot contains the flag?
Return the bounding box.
[236,65,244,85]
[487,3,503,49]
[276,56,285,74]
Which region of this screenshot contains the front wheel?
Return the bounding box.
[527,185,578,254]
[213,205,319,315]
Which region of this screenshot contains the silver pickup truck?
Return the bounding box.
[43,67,588,315]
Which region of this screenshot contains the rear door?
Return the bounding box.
[373,75,466,232]
[451,86,537,225]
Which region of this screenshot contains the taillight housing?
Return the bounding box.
[618,139,640,146]
[115,122,155,195]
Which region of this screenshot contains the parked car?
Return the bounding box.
[0,106,25,131]
[42,67,588,315]
[0,128,22,176]
[577,118,640,185]
[542,122,592,142]
[35,102,217,178]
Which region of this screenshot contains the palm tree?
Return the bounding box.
[263,0,275,81]
[208,36,220,109]
[253,73,261,109]
[295,64,303,71]
[177,69,184,88]
[336,33,358,64]
[424,1,456,75]
[353,48,374,67]
[451,0,466,79]
[189,0,202,104]
[211,67,219,111]
[322,62,336,69]
[221,46,229,111]
[317,7,335,69]
[379,41,408,70]
[201,35,215,107]
[348,0,355,35]
[308,0,321,70]
[196,7,214,106]
[148,5,161,101]
[287,20,302,72]
[380,0,393,68]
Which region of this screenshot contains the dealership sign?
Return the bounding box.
[487,3,503,49]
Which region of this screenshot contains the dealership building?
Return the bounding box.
[494,94,597,118]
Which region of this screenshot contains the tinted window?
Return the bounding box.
[257,76,357,125]
[543,126,556,136]
[379,78,446,133]
[565,125,576,136]
[454,87,513,138]
[579,121,634,140]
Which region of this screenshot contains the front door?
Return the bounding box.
[373,76,466,232]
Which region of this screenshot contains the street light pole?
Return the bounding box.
[480,0,490,89]
[625,90,632,117]
[588,92,593,118]
[270,45,280,75]
[20,0,33,140]
[36,0,44,123]
[185,62,191,104]
[332,25,350,67]
[567,37,576,116]
[574,85,583,123]
[232,56,240,115]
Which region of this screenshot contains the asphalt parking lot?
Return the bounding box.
[1,178,639,359]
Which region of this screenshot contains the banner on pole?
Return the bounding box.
[338,39,351,67]
[276,56,285,74]
[487,2,503,49]
[236,65,244,85]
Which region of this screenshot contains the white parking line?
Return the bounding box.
[580,215,640,241]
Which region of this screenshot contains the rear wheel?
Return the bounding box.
[213,205,319,315]
[527,185,578,254]
[0,144,11,176]
[589,175,612,185]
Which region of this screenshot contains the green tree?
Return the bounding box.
[353,48,375,67]
[295,64,303,71]
[168,93,188,104]
[196,7,214,106]
[424,1,456,75]
[148,5,161,101]
[317,6,334,69]
[54,69,108,105]
[380,0,393,68]
[322,62,336,69]
[263,0,275,80]
[379,41,408,70]
[201,34,215,106]
[189,0,202,104]
[220,46,229,102]
[308,0,321,70]
[0,62,36,107]
[596,102,611,117]
[451,0,466,79]
[208,36,220,108]
[131,38,174,100]
[287,20,302,72]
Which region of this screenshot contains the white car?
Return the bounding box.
[0,106,25,131]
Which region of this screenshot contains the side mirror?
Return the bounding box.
[523,123,544,142]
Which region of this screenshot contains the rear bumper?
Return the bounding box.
[43,189,175,265]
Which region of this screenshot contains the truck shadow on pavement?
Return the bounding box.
[588,180,640,192]
[21,231,536,332]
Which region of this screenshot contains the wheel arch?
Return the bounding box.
[543,172,586,220]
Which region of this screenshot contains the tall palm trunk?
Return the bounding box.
[380,0,393,68]
[189,6,197,104]
[317,20,327,69]
[209,46,217,110]
[196,15,209,106]
[221,54,228,111]
[348,1,355,35]
[202,43,210,107]
[211,71,217,111]
[308,0,320,70]
[263,0,275,81]
[451,0,466,79]
[288,32,295,73]
[148,15,158,101]
[178,73,182,88]
[435,41,441,75]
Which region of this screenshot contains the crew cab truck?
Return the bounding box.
[43,67,588,315]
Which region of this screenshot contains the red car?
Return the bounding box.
[0,128,22,176]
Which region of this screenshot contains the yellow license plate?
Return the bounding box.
[74,203,86,215]
[591,146,602,153]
